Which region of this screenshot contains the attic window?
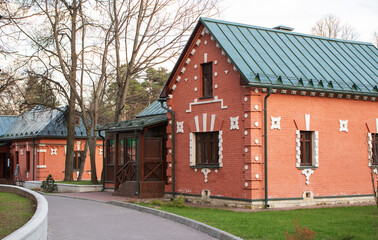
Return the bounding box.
[201,62,213,98]
[75,116,80,126]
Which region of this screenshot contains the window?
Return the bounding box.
[73,151,84,170]
[15,151,19,164]
[202,62,213,98]
[126,139,137,163]
[74,116,81,126]
[106,139,115,165]
[373,133,378,166]
[196,132,219,166]
[300,131,312,166]
[26,151,30,172]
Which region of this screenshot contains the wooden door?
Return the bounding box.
[143,138,163,181]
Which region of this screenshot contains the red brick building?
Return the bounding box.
[0,106,103,182]
[158,18,378,208]
[105,18,378,208]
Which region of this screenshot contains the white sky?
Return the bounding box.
[220,0,378,44]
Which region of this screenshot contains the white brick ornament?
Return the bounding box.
[339,120,348,132]
[230,116,239,130]
[271,116,281,130]
[177,121,184,133]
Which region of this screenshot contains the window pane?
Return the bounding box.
[195,132,219,165]
[119,139,124,166]
[300,131,313,166]
[202,63,213,98]
[107,139,115,164]
[305,142,311,164]
[126,139,137,162]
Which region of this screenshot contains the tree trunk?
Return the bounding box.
[64,92,75,181]
[89,136,99,184]
[77,140,88,181]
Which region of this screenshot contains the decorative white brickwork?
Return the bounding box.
[177,121,184,134]
[230,116,239,130]
[271,116,281,130]
[50,148,57,156]
[339,120,348,132]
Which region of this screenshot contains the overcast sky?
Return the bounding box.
[219,0,378,44]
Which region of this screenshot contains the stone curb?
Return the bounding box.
[0,185,48,240]
[109,201,243,240]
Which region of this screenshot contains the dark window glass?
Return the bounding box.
[26,151,30,172]
[373,133,378,165]
[300,131,312,166]
[126,139,137,163]
[73,151,84,170]
[107,139,115,165]
[202,62,213,98]
[119,139,125,166]
[196,132,219,165]
[15,151,19,164]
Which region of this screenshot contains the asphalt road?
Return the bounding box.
[45,195,217,240]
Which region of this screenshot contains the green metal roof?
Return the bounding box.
[199,18,378,95]
[100,114,167,132]
[136,100,167,118]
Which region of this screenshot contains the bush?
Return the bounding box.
[40,175,58,193]
[285,219,316,240]
[150,199,164,207]
[166,195,186,208]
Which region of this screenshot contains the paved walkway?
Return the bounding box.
[45,193,216,240]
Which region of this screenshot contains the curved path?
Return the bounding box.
[46,194,216,240]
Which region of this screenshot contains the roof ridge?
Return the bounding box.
[200,17,376,46]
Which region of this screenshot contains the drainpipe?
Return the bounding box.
[264,87,272,208]
[158,98,176,199]
[98,130,105,191]
[135,130,140,196]
[32,138,35,181]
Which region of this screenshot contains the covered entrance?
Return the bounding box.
[101,106,167,198]
[0,142,13,183]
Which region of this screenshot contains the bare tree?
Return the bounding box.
[0,0,104,182]
[99,0,221,122]
[311,14,359,41]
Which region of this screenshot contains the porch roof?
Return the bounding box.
[100,114,167,132]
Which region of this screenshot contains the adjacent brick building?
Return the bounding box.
[0,106,103,182]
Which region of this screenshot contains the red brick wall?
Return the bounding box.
[267,93,377,199]
[165,25,252,199]
[10,138,103,181]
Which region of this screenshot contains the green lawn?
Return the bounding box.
[144,204,377,240]
[0,192,35,238]
[55,180,99,185]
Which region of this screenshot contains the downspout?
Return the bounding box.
[98,130,105,191]
[135,129,140,196]
[32,138,35,181]
[264,87,272,208]
[158,98,176,199]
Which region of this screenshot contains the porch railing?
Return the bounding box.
[116,161,136,188]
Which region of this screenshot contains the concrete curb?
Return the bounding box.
[24,181,103,193]
[109,201,243,240]
[0,185,48,240]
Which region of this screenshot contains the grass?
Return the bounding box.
[142,203,378,240]
[55,180,100,185]
[0,192,35,238]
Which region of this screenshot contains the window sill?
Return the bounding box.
[191,165,221,169]
[199,96,213,100]
[297,166,318,170]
